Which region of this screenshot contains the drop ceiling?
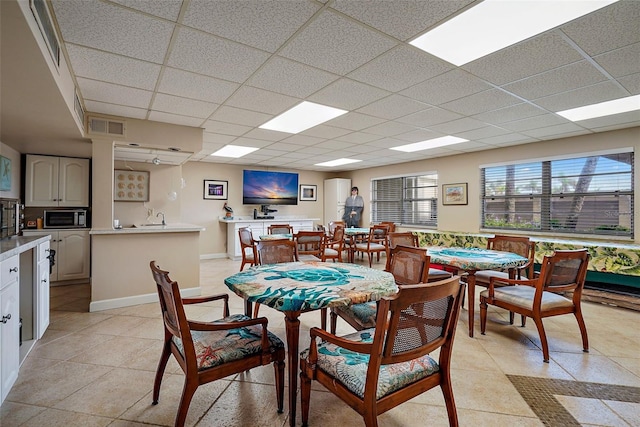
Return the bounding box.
[3,0,640,170]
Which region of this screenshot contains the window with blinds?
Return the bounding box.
[481,151,634,237]
[371,174,438,226]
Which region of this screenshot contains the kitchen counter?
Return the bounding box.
[218,216,320,223]
[90,223,205,235]
[0,235,51,261]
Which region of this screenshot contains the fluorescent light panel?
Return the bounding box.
[259,101,348,134]
[557,94,640,121]
[210,145,259,158]
[315,158,362,167]
[390,136,468,153]
[410,0,617,66]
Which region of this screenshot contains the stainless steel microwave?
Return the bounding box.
[44,209,87,228]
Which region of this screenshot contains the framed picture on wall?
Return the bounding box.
[442,183,468,205]
[204,180,228,200]
[299,184,317,201]
[114,170,149,201]
[0,156,11,191]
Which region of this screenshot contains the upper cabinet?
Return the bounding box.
[25,155,90,207]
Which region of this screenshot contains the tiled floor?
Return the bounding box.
[1,256,639,426]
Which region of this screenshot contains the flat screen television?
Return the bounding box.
[242,170,298,205]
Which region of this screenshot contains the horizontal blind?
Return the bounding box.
[481,151,633,237]
[372,174,437,226]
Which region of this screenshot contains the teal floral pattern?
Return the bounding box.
[301,328,439,399]
[173,314,284,371]
[416,231,640,277]
[225,262,398,312]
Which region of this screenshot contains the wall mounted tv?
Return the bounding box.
[242,170,299,205]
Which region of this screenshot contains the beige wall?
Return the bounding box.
[348,127,640,244]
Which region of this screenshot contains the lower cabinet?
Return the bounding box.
[226,219,316,259]
[22,229,90,282]
[37,240,51,339]
[1,256,20,403]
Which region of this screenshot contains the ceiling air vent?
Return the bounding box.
[88,117,126,137]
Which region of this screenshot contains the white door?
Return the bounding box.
[25,155,59,207]
[0,280,20,402]
[57,230,90,281]
[37,258,50,339]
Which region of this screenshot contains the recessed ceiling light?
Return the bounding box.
[211,145,259,158]
[390,136,468,153]
[315,158,362,167]
[410,0,616,66]
[557,94,640,122]
[259,101,348,134]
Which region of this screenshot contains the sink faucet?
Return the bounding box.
[156,211,166,225]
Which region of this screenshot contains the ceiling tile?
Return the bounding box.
[573,110,640,131]
[395,107,463,127]
[158,68,239,103]
[265,142,307,152]
[533,81,630,112]
[77,78,152,108]
[209,106,272,127]
[279,10,397,75]
[225,86,300,115]
[463,32,584,86]
[356,94,429,120]
[478,133,534,146]
[83,101,148,120]
[151,93,218,118]
[472,103,548,125]
[324,112,386,131]
[522,123,587,139]
[52,0,174,63]
[202,133,236,144]
[502,61,608,100]
[618,73,640,95]
[348,45,452,92]
[109,0,183,21]
[455,125,510,141]
[300,125,352,139]
[231,137,274,149]
[248,56,338,98]
[430,117,486,134]
[593,42,640,78]
[331,0,475,41]
[66,45,161,90]
[281,134,326,146]
[360,121,417,137]
[440,89,522,116]
[335,132,383,144]
[147,111,204,127]
[561,1,640,56]
[168,27,270,83]
[308,78,390,110]
[394,128,440,143]
[183,0,319,52]
[242,128,290,142]
[202,120,252,136]
[500,114,568,133]
[400,69,491,105]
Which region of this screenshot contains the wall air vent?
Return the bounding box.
[30,0,61,68]
[88,117,126,137]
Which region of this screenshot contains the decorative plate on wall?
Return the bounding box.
[114,170,149,202]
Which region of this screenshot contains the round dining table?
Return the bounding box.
[224,261,397,427]
[426,246,528,337]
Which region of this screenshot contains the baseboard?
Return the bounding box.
[89,286,201,312]
[200,253,228,260]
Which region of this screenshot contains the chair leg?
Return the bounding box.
[253,302,261,318]
[152,340,172,404]
[274,359,285,413]
[300,364,312,427]
[330,310,338,334]
[532,316,550,363]
[440,373,460,427]
[320,308,327,330]
[368,252,373,267]
[509,311,514,325]
[175,378,198,427]
[479,298,487,335]
[574,308,589,353]
[521,314,526,327]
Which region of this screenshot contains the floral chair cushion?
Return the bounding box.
[301,328,440,399]
[173,314,284,371]
[333,302,377,328]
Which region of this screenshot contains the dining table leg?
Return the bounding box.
[284,310,301,427]
[466,271,476,338]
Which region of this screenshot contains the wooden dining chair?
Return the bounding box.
[253,239,299,318]
[301,276,465,427]
[327,220,345,238]
[238,227,257,271]
[149,261,285,427]
[480,249,590,362]
[321,225,344,262]
[267,224,293,235]
[379,221,396,232]
[294,230,325,261]
[330,245,431,334]
[386,231,452,282]
[354,224,390,267]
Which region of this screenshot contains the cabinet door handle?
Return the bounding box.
[45,249,51,253]
[41,279,48,283]
[9,267,18,273]
[1,314,11,323]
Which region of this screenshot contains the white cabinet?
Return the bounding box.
[1,256,20,403]
[324,178,351,225]
[25,155,90,207]
[22,230,90,282]
[36,240,51,338]
[225,219,316,259]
